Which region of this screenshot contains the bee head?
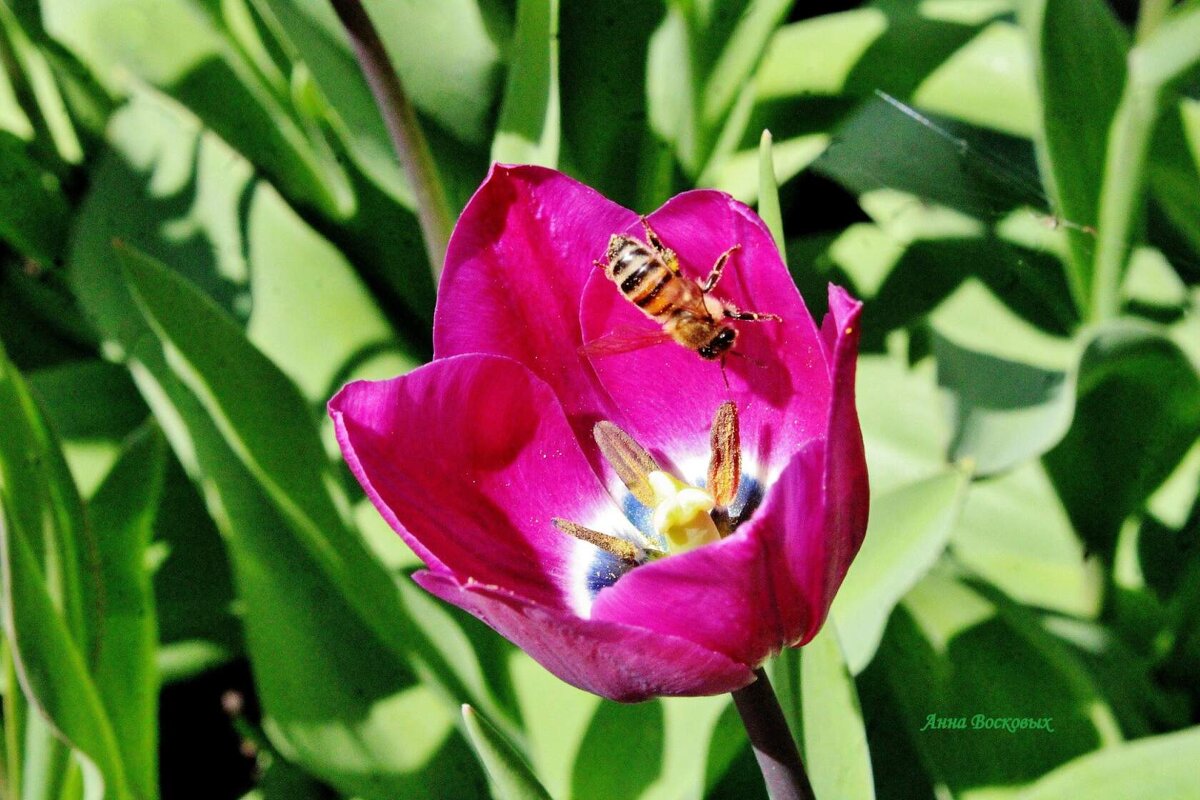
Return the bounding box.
[699,327,737,360]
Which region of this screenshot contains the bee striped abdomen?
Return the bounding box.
[633,272,674,315]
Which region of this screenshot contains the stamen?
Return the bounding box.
[708,401,741,510]
[553,518,642,564]
[647,471,721,552]
[594,421,661,508]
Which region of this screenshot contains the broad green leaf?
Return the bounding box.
[40,0,352,218]
[559,0,664,208]
[96,285,483,795]
[912,21,1037,139]
[953,462,1102,618]
[855,354,947,494]
[463,705,553,800]
[251,0,495,216]
[696,0,792,134]
[933,333,1072,477]
[0,347,129,800]
[876,573,1121,799]
[1149,99,1200,260]
[491,0,560,167]
[800,622,875,800]
[0,340,93,655]
[1120,247,1188,310]
[1044,321,1200,558]
[68,89,409,403]
[1022,0,1127,307]
[0,132,70,265]
[0,1,83,164]
[153,455,242,684]
[103,245,499,795]
[1128,5,1200,91]
[1018,726,1200,800]
[511,654,599,800]
[29,360,147,499]
[570,700,664,800]
[88,425,166,800]
[831,468,971,674]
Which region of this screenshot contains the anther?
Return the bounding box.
[553,518,642,564]
[708,402,740,507]
[594,421,662,508]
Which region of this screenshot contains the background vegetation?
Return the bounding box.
[1,0,1199,798]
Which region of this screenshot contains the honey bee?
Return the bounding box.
[587,218,780,360]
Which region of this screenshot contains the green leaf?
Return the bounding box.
[830,467,971,674]
[756,129,785,253]
[68,89,411,403]
[1044,321,1200,558]
[933,332,1073,477]
[854,352,949,493]
[912,21,1038,139]
[1017,726,1200,800]
[462,705,553,800]
[876,573,1121,795]
[251,0,495,219]
[41,0,353,218]
[491,0,559,167]
[559,0,664,208]
[1021,0,1127,307]
[569,700,664,800]
[102,244,497,796]
[800,622,875,800]
[0,132,70,265]
[1148,100,1200,261]
[88,425,166,800]
[0,344,129,800]
[153,455,242,684]
[953,462,1102,618]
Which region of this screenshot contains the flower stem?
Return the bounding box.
[731,668,816,800]
[328,0,454,281]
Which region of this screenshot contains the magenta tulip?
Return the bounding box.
[329,165,868,702]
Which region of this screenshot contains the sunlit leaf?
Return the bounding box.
[1018,726,1200,800]
[491,0,559,167]
[800,622,875,800]
[463,704,553,800]
[88,424,166,800]
[831,467,971,674]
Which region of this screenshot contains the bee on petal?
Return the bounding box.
[587,218,781,362]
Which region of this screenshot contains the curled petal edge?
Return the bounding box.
[413,570,757,702]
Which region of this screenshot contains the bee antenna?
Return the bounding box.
[727,350,767,370]
[719,356,731,391]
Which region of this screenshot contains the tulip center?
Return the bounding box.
[556,401,747,609]
[647,471,720,553]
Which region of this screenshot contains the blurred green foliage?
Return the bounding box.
[1,0,1199,798]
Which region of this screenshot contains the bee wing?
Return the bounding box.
[580,325,676,358]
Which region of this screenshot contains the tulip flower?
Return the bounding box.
[329,165,868,704]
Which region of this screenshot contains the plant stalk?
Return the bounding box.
[731,668,816,800]
[328,0,454,282]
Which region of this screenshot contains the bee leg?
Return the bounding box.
[640,217,681,273]
[701,245,741,292]
[593,258,609,273]
[723,303,782,323]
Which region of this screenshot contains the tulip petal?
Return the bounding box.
[580,191,830,477]
[435,164,638,462]
[815,285,869,615]
[330,355,634,611]
[413,571,756,701]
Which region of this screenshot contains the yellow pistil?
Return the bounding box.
[647,471,721,553]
